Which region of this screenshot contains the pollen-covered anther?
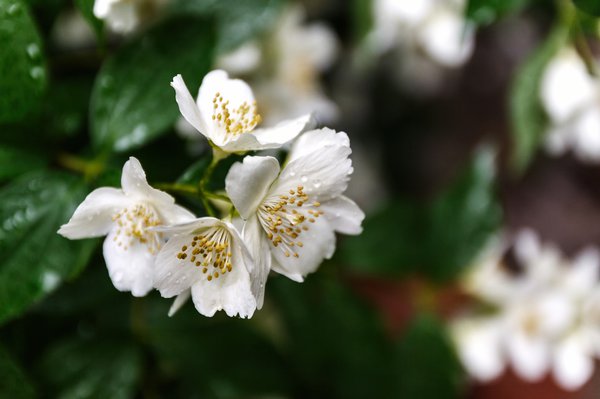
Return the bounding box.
[174,228,234,281]
[257,184,325,259]
[112,203,162,254]
[211,92,261,136]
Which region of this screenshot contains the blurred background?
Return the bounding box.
[3,0,600,397]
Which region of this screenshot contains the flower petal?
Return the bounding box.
[573,106,600,162]
[248,114,311,148]
[171,74,210,139]
[121,157,173,204]
[506,328,550,382]
[563,247,600,297]
[320,195,364,235]
[270,215,336,281]
[241,214,271,309]
[102,229,155,296]
[553,332,594,391]
[58,187,129,239]
[225,156,280,219]
[452,317,505,382]
[168,289,191,317]
[288,127,349,162]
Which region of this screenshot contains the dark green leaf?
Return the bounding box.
[170,0,284,52]
[466,0,529,25]
[396,314,464,399]
[338,200,423,276]
[90,15,215,153]
[176,156,211,185]
[424,146,501,281]
[0,344,36,398]
[74,0,103,38]
[510,26,568,172]
[269,275,396,398]
[38,337,142,399]
[0,0,47,123]
[0,171,97,324]
[573,0,600,16]
[353,0,374,43]
[0,146,47,181]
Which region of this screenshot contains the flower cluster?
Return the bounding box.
[58,70,364,318]
[93,0,170,33]
[540,47,600,163]
[451,229,600,390]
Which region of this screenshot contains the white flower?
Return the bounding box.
[171,70,311,154]
[216,5,339,125]
[93,0,169,33]
[369,0,474,67]
[453,229,600,390]
[540,47,600,163]
[57,157,195,296]
[153,217,257,318]
[225,128,364,305]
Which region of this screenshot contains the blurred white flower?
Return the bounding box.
[171,70,311,154]
[216,5,339,125]
[152,217,258,318]
[540,47,600,163]
[453,229,600,390]
[225,128,364,306]
[51,9,96,50]
[93,0,169,33]
[58,157,195,296]
[369,0,474,67]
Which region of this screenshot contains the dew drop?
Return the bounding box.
[289,172,296,177]
[30,66,44,80]
[175,279,181,284]
[301,176,308,183]
[167,272,172,277]
[313,179,322,189]
[26,43,40,60]
[7,2,20,15]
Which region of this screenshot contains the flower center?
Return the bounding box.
[257,185,324,258]
[211,92,262,136]
[112,203,162,254]
[175,227,233,282]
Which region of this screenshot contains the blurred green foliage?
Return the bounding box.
[573,0,600,16]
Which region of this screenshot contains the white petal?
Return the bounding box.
[452,317,505,382]
[270,215,336,281]
[151,217,220,235]
[102,229,155,296]
[225,156,280,219]
[58,187,129,239]
[544,123,573,156]
[168,289,191,317]
[553,332,594,391]
[540,48,597,124]
[573,106,600,162]
[171,74,210,139]
[507,329,550,381]
[241,215,271,309]
[320,196,364,235]
[562,247,600,297]
[288,127,350,162]
[121,157,173,204]
[247,114,311,149]
[156,204,196,226]
[93,0,118,18]
[216,41,262,75]
[535,292,575,336]
[417,8,474,67]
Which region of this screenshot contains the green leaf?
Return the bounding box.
[353,0,374,43]
[338,200,423,276]
[90,15,215,153]
[396,314,463,399]
[176,157,211,185]
[0,344,36,398]
[424,146,501,281]
[170,0,284,52]
[38,337,142,399]
[74,0,103,38]
[0,0,47,123]
[0,146,47,181]
[573,0,600,16]
[0,171,97,324]
[466,0,529,25]
[269,275,397,398]
[510,26,568,172]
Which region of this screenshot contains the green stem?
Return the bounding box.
[198,146,229,217]
[154,183,198,195]
[57,153,105,181]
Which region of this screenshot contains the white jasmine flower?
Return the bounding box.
[540,47,600,162]
[369,0,474,67]
[93,0,169,33]
[216,5,339,125]
[171,70,311,154]
[153,217,257,318]
[453,229,600,390]
[225,128,364,305]
[58,157,195,296]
